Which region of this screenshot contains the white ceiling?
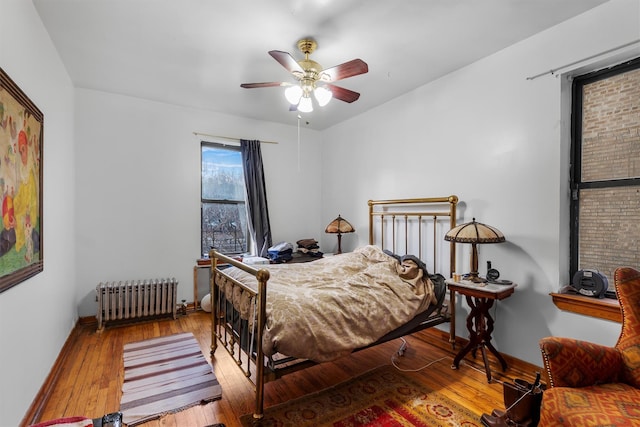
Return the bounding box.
[33,0,609,130]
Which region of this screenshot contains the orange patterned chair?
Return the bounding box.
[538,267,640,426]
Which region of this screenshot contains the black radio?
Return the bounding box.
[571,269,609,298]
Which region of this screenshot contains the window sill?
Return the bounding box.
[550,292,621,323]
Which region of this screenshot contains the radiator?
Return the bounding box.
[96,278,178,330]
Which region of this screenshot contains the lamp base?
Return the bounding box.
[467,272,487,283]
[468,244,486,282]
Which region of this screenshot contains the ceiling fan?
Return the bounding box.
[240,39,368,113]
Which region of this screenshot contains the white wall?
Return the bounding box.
[1,0,638,424]
[2,2,323,423]
[74,89,323,316]
[0,1,77,425]
[320,0,640,366]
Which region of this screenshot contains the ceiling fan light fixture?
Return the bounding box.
[298,95,313,113]
[241,38,368,112]
[284,85,303,104]
[314,86,332,106]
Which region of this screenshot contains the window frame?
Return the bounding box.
[569,57,640,284]
[200,141,250,256]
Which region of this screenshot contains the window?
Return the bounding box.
[201,142,249,256]
[570,58,640,288]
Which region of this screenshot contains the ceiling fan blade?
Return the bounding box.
[240,82,289,89]
[326,84,361,103]
[321,59,368,82]
[269,50,304,74]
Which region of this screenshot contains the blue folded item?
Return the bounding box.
[268,248,292,257]
[268,247,293,263]
[269,241,294,252]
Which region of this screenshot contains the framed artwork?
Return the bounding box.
[0,68,43,293]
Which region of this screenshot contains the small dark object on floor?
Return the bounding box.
[205,424,225,427]
[92,412,122,427]
[480,373,544,427]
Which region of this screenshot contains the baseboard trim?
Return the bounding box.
[77,302,199,327]
[78,315,97,326]
[418,327,545,385]
[20,321,83,427]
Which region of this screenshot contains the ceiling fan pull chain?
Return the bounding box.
[297,114,301,173]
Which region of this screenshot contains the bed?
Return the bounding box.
[208,195,459,419]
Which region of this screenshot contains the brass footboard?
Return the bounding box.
[209,250,269,420]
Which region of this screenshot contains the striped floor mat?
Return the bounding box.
[120,332,222,426]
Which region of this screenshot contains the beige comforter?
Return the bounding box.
[220,245,437,362]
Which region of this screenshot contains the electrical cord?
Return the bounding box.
[389,338,544,423]
[390,338,450,372]
[389,337,510,378]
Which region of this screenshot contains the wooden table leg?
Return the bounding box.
[451,296,484,370]
[451,295,508,382]
[482,302,508,372]
[193,266,198,311]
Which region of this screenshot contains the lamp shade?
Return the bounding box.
[284,85,303,104]
[314,86,332,106]
[325,215,355,234]
[445,218,505,282]
[325,215,355,254]
[444,219,505,244]
[297,95,313,112]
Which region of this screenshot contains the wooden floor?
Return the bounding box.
[28,310,544,427]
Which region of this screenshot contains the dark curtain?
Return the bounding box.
[240,139,272,258]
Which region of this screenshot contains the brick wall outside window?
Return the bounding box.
[582,68,640,182]
[575,64,640,284]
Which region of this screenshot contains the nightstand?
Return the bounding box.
[447,278,517,382]
[193,259,211,311]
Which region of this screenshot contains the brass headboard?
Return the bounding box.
[368,196,458,278]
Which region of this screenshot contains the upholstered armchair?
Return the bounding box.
[538,267,640,425]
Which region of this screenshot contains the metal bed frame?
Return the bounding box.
[209,195,459,420]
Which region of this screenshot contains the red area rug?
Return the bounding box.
[240,365,481,426]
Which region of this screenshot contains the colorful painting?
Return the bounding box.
[0,68,43,293]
